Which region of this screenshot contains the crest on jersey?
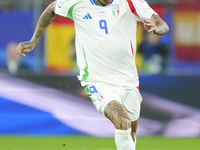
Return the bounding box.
[112,4,120,17]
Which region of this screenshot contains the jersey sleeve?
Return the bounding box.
[55,0,69,17]
[126,0,158,21]
[55,0,79,18]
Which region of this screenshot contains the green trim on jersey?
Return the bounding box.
[62,0,71,5]
[84,85,95,105]
[66,1,82,19]
[84,85,89,93]
[81,46,89,81]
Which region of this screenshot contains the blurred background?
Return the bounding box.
[0,0,200,145]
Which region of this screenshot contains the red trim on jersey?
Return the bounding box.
[137,86,140,91]
[130,41,134,56]
[126,0,139,16]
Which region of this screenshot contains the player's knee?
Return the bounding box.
[114,117,131,130]
[104,100,131,130]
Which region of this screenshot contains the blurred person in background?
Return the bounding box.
[0,42,30,75]
[15,0,169,149]
[138,29,169,74]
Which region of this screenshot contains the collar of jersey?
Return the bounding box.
[90,0,113,6]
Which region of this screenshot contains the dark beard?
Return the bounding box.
[97,0,106,6]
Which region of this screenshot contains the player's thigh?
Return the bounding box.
[104,100,131,130]
[84,83,121,114]
[123,88,143,122]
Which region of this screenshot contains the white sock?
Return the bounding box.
[115,128,135,150]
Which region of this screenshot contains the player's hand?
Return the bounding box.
[142,17,159,34]
[16,41,36,57]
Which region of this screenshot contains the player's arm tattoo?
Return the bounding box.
[104,101,131,130]
[31,2,56,43]
[151,14,169,36]
[20,41,35,51]
[18,2,57,53]
[18,2,56,52]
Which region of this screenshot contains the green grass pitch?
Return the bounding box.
[0,136,199,150]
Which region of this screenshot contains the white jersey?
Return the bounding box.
[55,0,157,88]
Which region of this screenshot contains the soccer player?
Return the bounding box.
[16,0,169,149]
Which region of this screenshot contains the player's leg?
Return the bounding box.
[131,119,139,142]
[84,84,136,149]
[104,100,136,150]
[104,100,131,129]
[122,87,143,149]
